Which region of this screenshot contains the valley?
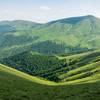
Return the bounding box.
[0,15,100,100]
[0,57,100,100]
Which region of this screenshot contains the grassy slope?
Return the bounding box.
[0,15,100,59]
[0,64,100,100]
[59,61,100,83]
[58,50,100,84]
[1,49,100,82]
[0,64,56,85]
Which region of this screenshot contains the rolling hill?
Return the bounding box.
[0,63,100,100]
[0,15,100,59]
[0,15,100,100]
[0,20,41,32]
[1,49,100,82]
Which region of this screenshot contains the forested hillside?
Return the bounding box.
[1,50,100,82]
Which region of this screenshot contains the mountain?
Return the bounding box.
[0,15,100,59]
[0,20,41,32]
[36,15,100,49]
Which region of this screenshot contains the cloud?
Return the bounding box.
[40,6,51,11]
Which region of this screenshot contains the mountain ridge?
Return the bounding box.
[0,15,98,24]
[0,15,100,59]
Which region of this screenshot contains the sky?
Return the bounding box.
[0,0,100,23]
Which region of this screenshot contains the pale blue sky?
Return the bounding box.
[0,0,100,23]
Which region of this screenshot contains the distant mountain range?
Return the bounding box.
[0,15,100,59]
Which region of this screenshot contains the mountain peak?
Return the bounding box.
[86,15,95,17]
[47,15,97,25]
[83,15,96,19]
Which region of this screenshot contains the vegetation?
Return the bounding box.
[0,15,100,59]
[0,63,100,100]
[0,15,100,100]
[1,49,100,82]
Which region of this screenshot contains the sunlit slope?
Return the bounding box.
[0,64,100,100]
[0,64,56,85]
[57,50,100,82]
[1,49,100,82]
[59,61,100,83]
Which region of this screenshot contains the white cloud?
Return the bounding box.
[40,6,51,11]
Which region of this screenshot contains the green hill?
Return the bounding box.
[0,64,100,100]
[1,49,100,82]
[0,15,100,59]
[0,15,100,100]
[0,20,41,32]
[59,61,100,83]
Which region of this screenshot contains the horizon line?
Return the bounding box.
[0,14,99,24]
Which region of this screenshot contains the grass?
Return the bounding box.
[0,64,56,86]
[59,61,100,81]
[0,64,100,100]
